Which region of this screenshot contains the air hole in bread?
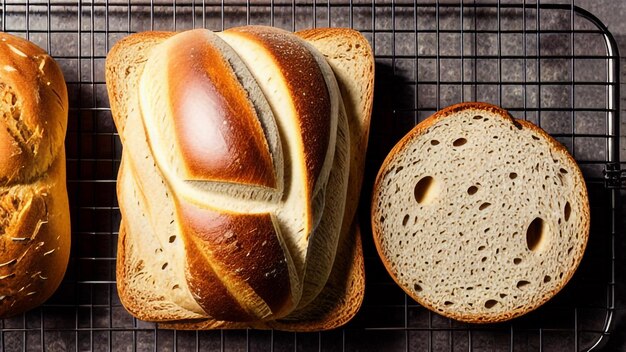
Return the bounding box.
[467,186,478,195]
[513,258,522,265]
[168,235,176,243]
[560,168,568,174]
[478,245,486,251]
[431,140,439,146]
[500,293,507,298]
[512,120,523,130]
[564,202,571,222]
[484,300,498,309]
[414,283,423,292]
[473,115,483,120]
[481,257,487,262]
[532,135,540,141]
[543,275,551,283]
[161,263,168,270]
[453,138,467,147]
[479,202,491,210]
[414,176,438,204]
[509,172,518,179]
[516,280,530,289]
[402,214,410,226]
[526,217,549,252]
[172,284,180,290]
[444,301,454,306]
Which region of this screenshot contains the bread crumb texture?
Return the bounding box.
[372,103,589,323]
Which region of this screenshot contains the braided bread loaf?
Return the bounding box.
[106,26,373,330]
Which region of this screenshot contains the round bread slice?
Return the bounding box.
[371,102,590,323]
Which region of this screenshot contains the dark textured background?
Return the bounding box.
[571,2,625,350]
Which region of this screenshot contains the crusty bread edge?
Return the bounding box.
[370,101,590,324]
[106,31,174,136]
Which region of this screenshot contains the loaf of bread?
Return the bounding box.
[105,26,373,330]
[371,102,589,323]
[0,33,70,317]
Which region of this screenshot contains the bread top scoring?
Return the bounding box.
[372,102,590,323]
[0,33,70,318]
[139,29,278,189]
[0,33,68,184]
[223,26,332,194]
[131,27,339,322]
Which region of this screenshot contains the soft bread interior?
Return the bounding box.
[372,105,589,323]
[118,60,206,318]
[117,155,204,320]
[108,32,201,322]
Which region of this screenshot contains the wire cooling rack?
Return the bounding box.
[0,0,621,351]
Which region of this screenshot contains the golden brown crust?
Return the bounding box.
[179,202,292,321]
[0,33,70,318]
[224,26,332,197]
[296,25,373,257]
[157,29,276,188]
[0,33,68,184]
[0,154,70,317]
[371,102,590,324]
[110,27,373,331]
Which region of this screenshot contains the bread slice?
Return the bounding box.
[107,27,373,331]
[271,28,374,330]
[108,33,208,321]
[371,102,589,323]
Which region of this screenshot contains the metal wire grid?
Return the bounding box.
[0,0,620,351]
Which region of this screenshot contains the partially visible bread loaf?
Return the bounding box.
[371,102,589,323]
[0,32,70,317]
[106,26,373,331]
